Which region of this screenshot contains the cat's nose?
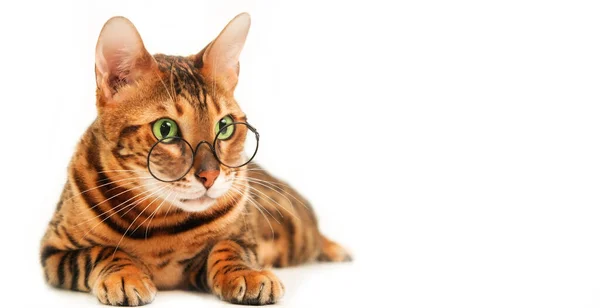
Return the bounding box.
[193,142,221,189]
[195,169,219,189]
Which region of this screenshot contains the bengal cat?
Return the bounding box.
[40,13,350,306]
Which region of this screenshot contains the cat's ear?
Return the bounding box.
[195,13,251,93]
[95,16,157,102]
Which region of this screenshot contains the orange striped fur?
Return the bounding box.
[40,13,350,306]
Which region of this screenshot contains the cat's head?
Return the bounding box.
[92,14,253,212]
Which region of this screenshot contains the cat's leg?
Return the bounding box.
[41,245,157,306]
[317,234,353,262]
[190,240,284,305]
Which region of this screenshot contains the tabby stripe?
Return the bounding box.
[70,250,81,290]
[89,230,111,243]
[211,259,224,268]
[286,217,297,264]
[57,252,69,286]
[84,252,92,290]
[101,263,127,277]
[55,199,64,212]
[163,199,239,235]
[62,227,82,249]
[119,125,140,139]
[175,102,183,116]
[121,278,128,306]
[224,255,242,262]
[223,264,246,275]
[210,268,222,283]
[230,238,255,262]
[40,245,62,266]
[212,248,233,254]
[102,283,108,302]
[94,247,113,268]
[157,259,171,269]
[298,230,307,261]
[85,132,100,171]
[154,248,175,258]
[84,237,100,246]
[194,263,208,291]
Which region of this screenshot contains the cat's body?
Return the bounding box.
[40,14,349,306]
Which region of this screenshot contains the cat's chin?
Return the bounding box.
[176,195,216,212]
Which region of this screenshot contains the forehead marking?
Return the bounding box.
[156,55,208,112]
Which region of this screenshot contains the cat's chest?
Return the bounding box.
[127,232,229,289]
[131,238,210,289]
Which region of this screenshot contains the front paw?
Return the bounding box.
[215,269,284,305]
[93,270,157,306]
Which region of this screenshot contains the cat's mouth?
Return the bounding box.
[180,195,214,204]
[177,195,216,212]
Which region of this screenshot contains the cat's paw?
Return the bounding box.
[216,269,284,305]
[318,237,353,262]
[93,269,157,306]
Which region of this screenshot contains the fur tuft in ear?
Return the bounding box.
[95,16,156,102]
[197,12,251,93]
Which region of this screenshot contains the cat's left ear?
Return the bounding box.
[195,13,251,93]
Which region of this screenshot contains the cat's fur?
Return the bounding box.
[40,13,350,306]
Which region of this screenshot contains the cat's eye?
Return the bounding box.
[152,118,179,140]
[215,115,235,140]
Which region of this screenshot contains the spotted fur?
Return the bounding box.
[40,13,350,306]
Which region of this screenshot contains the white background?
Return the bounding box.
[1,0,600,307]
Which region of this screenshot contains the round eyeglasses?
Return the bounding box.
[147,122,259,182]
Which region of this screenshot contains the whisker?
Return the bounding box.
[111,185,171,256]
[244,179,296,214]
[237,181,301,221]
[129,189,173,238]
[232,183,281,222]
[119,185,171,218]
[224,188,252,236]
[243,176,310,210]
[229,184,276,239]
[242,177,293,205]
[242,173,293,189]
[66,176,153,202]
[79,183,167,240]
[143,189,175,239]
[96,169,148,174]
[235,182,285,218]
[162,192,179,221]
[247,185,301,220]
[130,188,172,235]
[76,182,161,227]
[81,181,158,215]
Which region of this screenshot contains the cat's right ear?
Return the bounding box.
[95,16,156,104]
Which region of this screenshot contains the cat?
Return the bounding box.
[39,13,350,306]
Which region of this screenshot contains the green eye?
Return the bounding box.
[216,116,235,140]
[152,118,179,140]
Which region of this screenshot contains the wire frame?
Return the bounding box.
[147,122,259,182]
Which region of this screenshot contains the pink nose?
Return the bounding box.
[195,169,219,189]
